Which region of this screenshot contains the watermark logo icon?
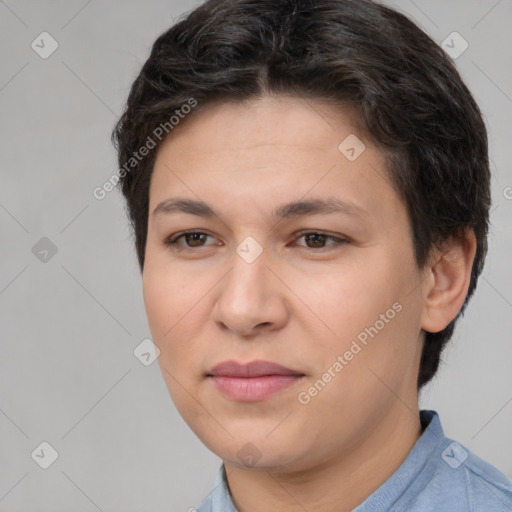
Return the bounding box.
[133,338,160,366]
[31,441,59,469]
[31,32,59,59]
[236,236,263,264]
[441,32,468,59]
[236,442,262,467]
[441,441,468,469]
[338,134,366,161]
[32,237,58,263]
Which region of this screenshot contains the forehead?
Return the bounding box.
[148,96,399,223]
[155,96,365,158]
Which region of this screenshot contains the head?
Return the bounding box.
[111,0,490,472]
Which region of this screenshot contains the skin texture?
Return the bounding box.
[143,96,476,512]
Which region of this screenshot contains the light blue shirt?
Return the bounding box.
[196,410,512,511]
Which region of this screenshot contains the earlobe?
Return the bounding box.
[420,229,477,334]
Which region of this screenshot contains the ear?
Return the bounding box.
[420,229,477,333]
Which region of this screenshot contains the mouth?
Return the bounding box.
[206,360,305,402]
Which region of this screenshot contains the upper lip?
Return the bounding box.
[207,360,304,377]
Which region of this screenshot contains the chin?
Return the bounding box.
[204,432,305,471]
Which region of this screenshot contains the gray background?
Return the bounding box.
[0,0,511,510]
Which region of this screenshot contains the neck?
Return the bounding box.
[224,405,422,512]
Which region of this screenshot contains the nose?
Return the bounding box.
[211,247,289,337]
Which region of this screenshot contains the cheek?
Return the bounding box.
[142,270,170,339]
[307,261,398,335]
[142,246,217,421]
[307,254,420,372]
[142,267,192,356]
[142,265,210,371]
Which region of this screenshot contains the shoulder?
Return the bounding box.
[457,442,512,511]
[371,410,512,512]
[404,427,512,511]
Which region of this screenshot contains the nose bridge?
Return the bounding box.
[224,235,269,306]
[213,235,288,334]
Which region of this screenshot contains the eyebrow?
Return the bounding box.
[152,197,369,220]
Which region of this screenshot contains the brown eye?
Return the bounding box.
[295,231,347,249]
[183,233,208,247]
[165,231,215,248]
[304,233,328,248]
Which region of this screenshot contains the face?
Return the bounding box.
[143,96,427,473]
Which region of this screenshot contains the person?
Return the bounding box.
[111,0,512,510]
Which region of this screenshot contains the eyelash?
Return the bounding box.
[164,230,348,251]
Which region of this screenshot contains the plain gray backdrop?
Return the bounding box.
[1,1,511,510]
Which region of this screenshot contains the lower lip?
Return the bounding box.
[209,375,303,401]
